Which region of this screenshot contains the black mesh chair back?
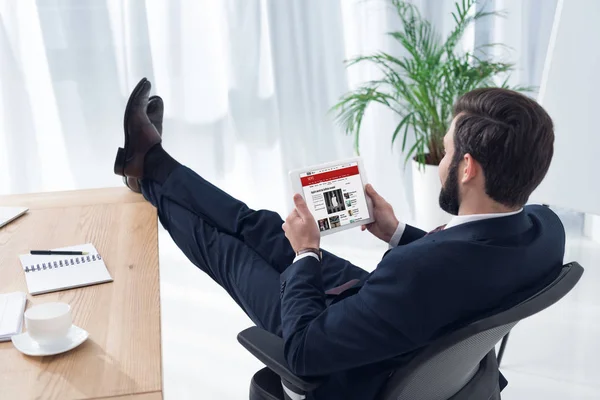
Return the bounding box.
[378,262,583,400]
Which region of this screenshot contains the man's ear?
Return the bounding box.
[461,153,478,183]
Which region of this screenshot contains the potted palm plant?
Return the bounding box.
[332,0,530,229]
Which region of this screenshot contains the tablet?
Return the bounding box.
[289,157,374,236]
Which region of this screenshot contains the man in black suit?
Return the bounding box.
[114,79,563,400]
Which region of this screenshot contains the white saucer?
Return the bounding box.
[11,325,89,356]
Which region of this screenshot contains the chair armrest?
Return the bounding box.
[237,326,326,392]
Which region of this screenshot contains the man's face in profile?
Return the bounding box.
[438,118,461,215]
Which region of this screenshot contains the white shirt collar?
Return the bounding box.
[444,208,524,230]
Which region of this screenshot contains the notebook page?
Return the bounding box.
[19,244,113,295]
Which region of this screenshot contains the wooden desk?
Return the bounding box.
[0,188,162,400]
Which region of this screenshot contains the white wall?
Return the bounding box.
[532,0,600,221]
[584,215,600,242]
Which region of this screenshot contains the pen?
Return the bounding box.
[30,250,89,256]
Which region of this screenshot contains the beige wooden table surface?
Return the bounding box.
[0,188,162,400]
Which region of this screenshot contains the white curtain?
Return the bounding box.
[0,0,355,219]
[0,0,558,226]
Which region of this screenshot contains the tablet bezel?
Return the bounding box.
[289,157,375,237]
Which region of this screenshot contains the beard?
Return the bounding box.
[439,160,460,215]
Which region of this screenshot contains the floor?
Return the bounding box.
[158,221,600,399]
[499,236,600,399]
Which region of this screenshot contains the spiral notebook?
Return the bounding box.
[19,244,113,295]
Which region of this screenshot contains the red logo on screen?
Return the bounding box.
[301,165,359,186]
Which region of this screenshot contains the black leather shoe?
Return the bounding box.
[114,78,162,179]
[147,95,164,135]
[123,95,164,193]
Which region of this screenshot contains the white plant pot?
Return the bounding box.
[411,159,452,231]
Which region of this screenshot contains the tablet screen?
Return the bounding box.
[300,162,371,232]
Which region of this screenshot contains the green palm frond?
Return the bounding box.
[331,0,531,166]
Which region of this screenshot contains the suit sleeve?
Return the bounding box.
[397,224,427,246]
[279,250,434,377]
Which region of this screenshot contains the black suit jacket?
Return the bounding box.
[279,205,565,400]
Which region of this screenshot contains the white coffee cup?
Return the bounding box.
[25,302,72,344]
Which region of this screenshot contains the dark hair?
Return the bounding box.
[452,88,554,208]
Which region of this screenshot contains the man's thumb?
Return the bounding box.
[293,194,311,218]
[366,184,381,201]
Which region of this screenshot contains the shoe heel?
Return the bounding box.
[114,147,126,176]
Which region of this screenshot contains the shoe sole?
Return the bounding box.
[114,147,126,176]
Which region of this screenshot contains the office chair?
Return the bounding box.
[238,262,583,400]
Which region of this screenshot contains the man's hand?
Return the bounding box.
[283,194,320,253]
[362,184,399,243]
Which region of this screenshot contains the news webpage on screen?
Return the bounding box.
[300,162,370,233]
